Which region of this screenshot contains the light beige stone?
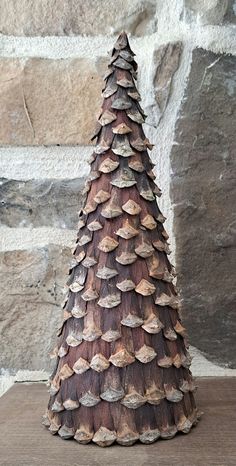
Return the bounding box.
[0,58,105,145]
[0,246,71,371]
[0,0,157,36]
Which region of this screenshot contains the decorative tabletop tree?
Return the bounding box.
[43,31,199,447]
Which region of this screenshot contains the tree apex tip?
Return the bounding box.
[113,31,131,51]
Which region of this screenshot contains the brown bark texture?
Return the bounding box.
[43,32,200,447]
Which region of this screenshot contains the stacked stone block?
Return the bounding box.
[0,0,235,382]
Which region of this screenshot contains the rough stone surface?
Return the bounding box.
[0,246,71,372]
[154,42,182,111]
[144,42,183,128]
[184,0,229,25]
[224,0,236,23]
[151,42,183,126]
[0,178,85,229]
[170,49,236,368]
[0,58,106,145]
[0,0,157,36]
[185,0,236,25]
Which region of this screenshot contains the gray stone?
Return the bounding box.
[146,42,182,127]
[170,49,236,368]
[154,42,182,117]
[184,0,228,25]
[0,178,85,229]
[0,0,157,36]
[184,0,236,24]
[0,246,71,372]
[224,0,236,23]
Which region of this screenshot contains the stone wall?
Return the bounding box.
[170,49,236,368]
[0,0,236,385]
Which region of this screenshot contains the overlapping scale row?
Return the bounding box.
[44,31,199,447]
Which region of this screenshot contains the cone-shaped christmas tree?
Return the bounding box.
[43,32,200,447]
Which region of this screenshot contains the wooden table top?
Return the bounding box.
[0,377,235,466]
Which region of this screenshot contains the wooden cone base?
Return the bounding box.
[44,31,200,447]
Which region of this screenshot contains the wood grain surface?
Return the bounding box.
[0,378,235,465]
